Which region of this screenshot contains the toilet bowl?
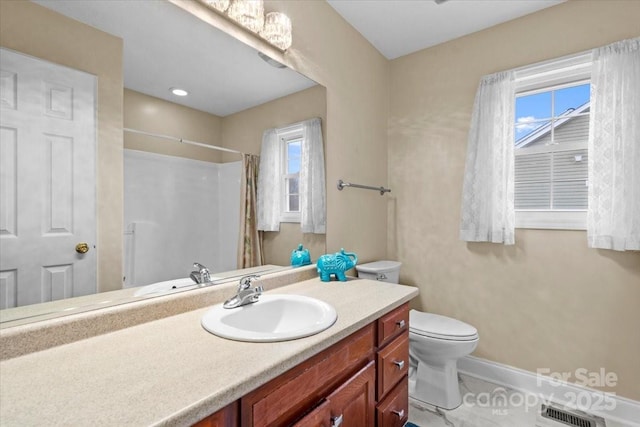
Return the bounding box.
[356,261,479,410]
[408,310,478,409]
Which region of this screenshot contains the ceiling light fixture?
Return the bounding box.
[199,0,293,51]
[260,11,292,50]
[227,0,264,34]
[170,88,189,96]
[204,0,230,13]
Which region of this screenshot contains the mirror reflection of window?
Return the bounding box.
[257,117,326,234]
[283,133,303,222]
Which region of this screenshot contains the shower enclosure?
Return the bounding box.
[123,149,241,287]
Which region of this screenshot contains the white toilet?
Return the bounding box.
[356,261,479,410]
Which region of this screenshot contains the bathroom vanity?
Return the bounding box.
[198,303,410,426]
[0,277,417,426]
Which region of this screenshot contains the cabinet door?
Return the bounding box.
[326,361,376,427]
[241,324,374,427]
[292,400,331,427]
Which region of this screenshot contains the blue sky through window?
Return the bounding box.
[515,83,590,142]
[287,139,301,173]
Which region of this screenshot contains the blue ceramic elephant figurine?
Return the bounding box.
[290,244,311,267]
[317,249,358,282]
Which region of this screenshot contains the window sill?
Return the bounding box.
[280,213,301,224]
[515,210,586,230]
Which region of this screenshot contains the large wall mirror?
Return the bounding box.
[0,0,327,327]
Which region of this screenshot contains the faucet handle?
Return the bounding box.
[194,262,208,271]
[238,274,260,290]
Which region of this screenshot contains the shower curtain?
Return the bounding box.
[238,154,265,268]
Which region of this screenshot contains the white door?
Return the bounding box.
[0,48,97,308]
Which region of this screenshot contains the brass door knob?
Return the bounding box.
[75,242,90,254]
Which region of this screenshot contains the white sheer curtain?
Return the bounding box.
[257,128,281,232]
[257,118,326,234]
[300,118,326,234]
[460,71,516,244]
[587,37,640,251]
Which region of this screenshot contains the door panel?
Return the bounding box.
[0,48,96,308]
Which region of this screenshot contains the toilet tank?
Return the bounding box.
[356,261,402,284]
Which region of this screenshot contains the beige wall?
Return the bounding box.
[388,0,640,400]
[268,0,390,262]
[221,85,327,264]
[124,89,223,163]
[0,0,123,292]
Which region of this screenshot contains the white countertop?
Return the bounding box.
[0,278,418,426]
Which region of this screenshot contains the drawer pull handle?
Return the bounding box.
[393,360,405,370]
[396,319,406,329]
[392,409,405,418]
[331,414,343,427]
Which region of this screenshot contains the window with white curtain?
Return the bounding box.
[514,53,592,230]
[279,125,303,223]
[257,117,326,234]
[461,38,639,249]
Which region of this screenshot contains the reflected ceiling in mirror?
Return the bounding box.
[34,0,316,116]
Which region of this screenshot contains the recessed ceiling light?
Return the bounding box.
[170,87,189,96]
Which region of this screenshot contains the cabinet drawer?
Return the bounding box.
[376,376,408,427]
[377,304,409,347]
[376,332,409,400]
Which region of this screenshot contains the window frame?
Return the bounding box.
[513,53,592,231]
[277,124,303,223]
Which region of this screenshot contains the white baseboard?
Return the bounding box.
[458,355,640,427]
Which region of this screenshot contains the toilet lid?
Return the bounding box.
[409,310,478,341]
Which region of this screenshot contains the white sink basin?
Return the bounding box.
[201,294,337,342]
[133,278,205,297]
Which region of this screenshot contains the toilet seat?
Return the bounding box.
[409,310,478,341]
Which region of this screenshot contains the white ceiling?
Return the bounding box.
[327,0,565,60]
[34,0,565,116]
[34,0,316,116]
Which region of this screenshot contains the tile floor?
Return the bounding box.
[407,374,634,427]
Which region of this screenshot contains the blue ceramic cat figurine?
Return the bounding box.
[317,248,358,282]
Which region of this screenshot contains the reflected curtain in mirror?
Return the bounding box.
[239,154,264,268]
[300,118,326,234]
[257,129,281,231]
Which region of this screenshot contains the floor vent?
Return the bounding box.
[538,403,606,427]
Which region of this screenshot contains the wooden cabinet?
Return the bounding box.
[294,362,376,427]
[293,400,331,427]
[377,304,409,348]
[375,304,410,427]
[326,361,376,426]
[241,324,375,427]
[376,376,409,427]
[192,401,238,427]
[193,304,411,427]
[377,333,409,399]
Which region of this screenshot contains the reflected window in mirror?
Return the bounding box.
[281,126,303,223]
[258,118,326,234]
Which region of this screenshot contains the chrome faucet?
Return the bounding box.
[190,262,211,285]
[223,275,263,309]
